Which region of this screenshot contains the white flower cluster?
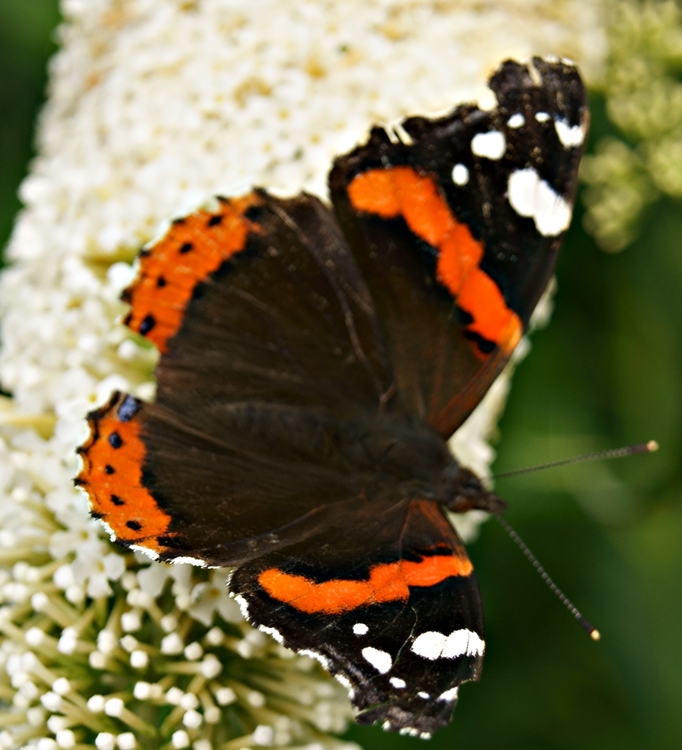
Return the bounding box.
[0,409,356,748]
[0,0,606,748]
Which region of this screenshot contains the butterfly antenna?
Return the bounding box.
[491,440,659,640]
[495,515,600,641]
[492,440,658,480]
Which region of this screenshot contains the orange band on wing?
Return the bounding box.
[348,167,522,353]
[258,553,473,615]
[76,394,172,553]
[124,193,262,353]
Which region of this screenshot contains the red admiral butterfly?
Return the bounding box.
[76,58,588,737]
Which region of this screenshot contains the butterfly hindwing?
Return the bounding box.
[230,498,484,738]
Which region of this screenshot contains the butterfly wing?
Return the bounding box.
[230,498,485,738]
[329,57,587,435]
[78,191,400,565]
[128,191,393,413]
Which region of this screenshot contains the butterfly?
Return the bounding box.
[76,57,587,737]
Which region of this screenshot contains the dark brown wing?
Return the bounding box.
[78,191,428,566]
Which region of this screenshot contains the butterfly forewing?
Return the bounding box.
[329,57,587,435]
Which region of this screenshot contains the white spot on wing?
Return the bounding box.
[259,625,284,644]
[554,117,585,148]
[389,677,406,689]
[457,629,484,657]
[129,544,159,562]
[234,594,250,621]
[300,649,330,670]
[507,168,572,236]
[411,629,485,660]
[411,630,446,660]
[535,111,550,123]
[362,647,392,674]
[438,686,459,702]
[170,556,209,568]
[451,163,469,185]
[335,673,351,689]
[334,673,355,698]
[100,520,117,543]
[400,728,432,739]
[353,623,368,635]
[471,131,506,160]
[418,691,430,699]
[507,113,525,128]
[442,628,484,658]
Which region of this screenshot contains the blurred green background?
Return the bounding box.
[2,3,680,749]
[0,0,59,254]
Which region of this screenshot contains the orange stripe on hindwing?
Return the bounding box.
[123,193,262,353]
[348,167,522,354]
[258,553,474,615]
[76,393,172,554]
